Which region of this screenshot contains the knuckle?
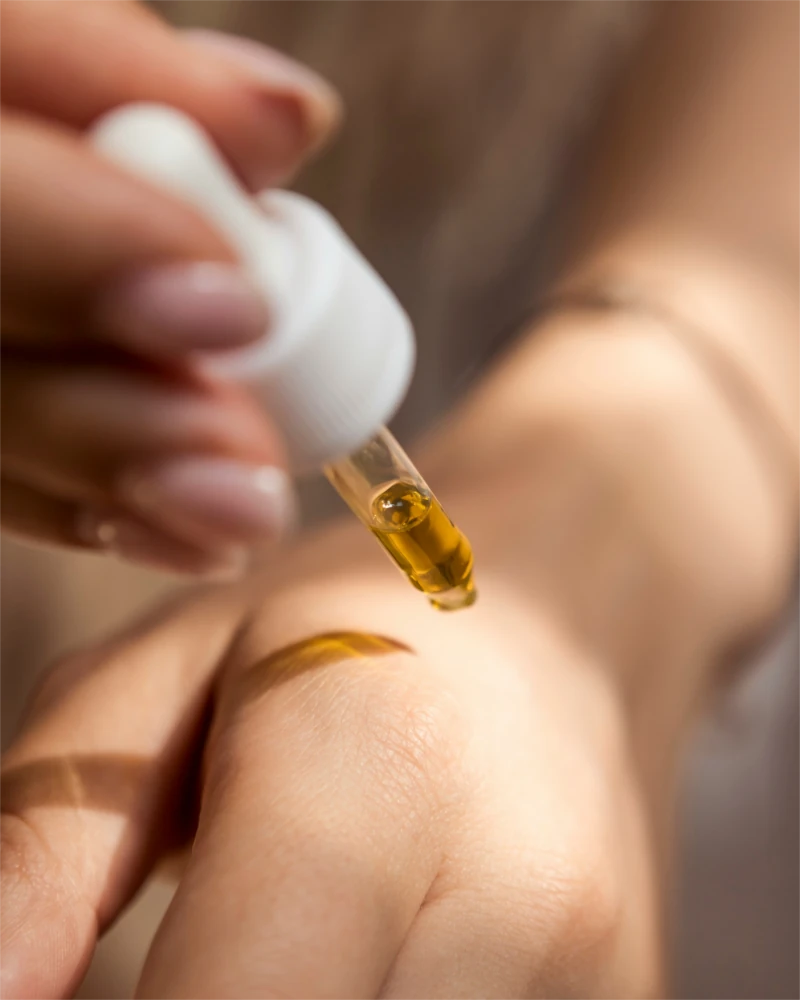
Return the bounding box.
[320,665,458,772]
[532,848,624,964]
[350,670,465,812]
[219,650,467,820]
[356,666,458,764]
[442,849,626,991]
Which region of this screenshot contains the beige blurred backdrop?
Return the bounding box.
[2,3,797,997]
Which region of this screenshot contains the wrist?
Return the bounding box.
[420,306,796,702]
[554,239,799,459]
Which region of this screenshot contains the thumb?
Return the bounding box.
[0,587,245,1000]
[1,0,341,191]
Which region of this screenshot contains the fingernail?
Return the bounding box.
[187,29,342,158]
[97,262,269,356]
[122,458,296,546]
[76,508,247,578]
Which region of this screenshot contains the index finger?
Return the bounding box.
[0,0,341,191]
[0,112,240,344]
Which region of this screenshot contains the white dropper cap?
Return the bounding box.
[90,104,415,473]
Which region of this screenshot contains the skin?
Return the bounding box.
[1,300,795,998]
[1,1,798,998]
[1,562,660,999]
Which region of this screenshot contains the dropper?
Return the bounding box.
[91,104,475,610]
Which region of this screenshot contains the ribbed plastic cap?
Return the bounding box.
[91,104,415,472]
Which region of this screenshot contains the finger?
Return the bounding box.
[185,27,343,180]
[379,720,660,999]
[381,894,533,999]
[1,114,269,354]
[1,0,340,190]
[0,587,248,1000]
[137,635,460,999]
[1,358,294,549]
[380,892,663,1000]
[0,477,244,577]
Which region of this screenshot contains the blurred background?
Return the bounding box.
[2,2,797,997]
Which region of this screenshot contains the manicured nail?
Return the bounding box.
[76,508,247,578]
[97,262,269,355]
[187,29,342,170]
[122,458,296,547]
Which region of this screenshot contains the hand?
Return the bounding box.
[1,519,660,999]
[3,283,783,1000]
[0,0,340,574]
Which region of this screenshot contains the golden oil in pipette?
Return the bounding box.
[323,426,477,612]
[368,481,476,611]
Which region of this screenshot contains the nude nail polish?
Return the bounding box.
[98,262,269,355]
[122,458,296,547]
